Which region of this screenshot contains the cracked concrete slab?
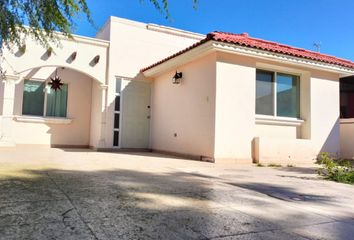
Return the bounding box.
[0,200,79,227]
[291,221,354,240]
[212,230,309,240]
[0,147,354,240]
[0,220,96,240]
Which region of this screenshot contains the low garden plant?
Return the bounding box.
[267,163,282,167]
[317,152,354,184]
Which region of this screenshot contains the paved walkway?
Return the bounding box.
[0,147,354,239]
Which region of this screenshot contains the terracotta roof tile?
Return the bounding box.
[141,32,354,72]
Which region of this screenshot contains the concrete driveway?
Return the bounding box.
[0,147,354,240]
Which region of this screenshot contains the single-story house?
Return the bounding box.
[1,16,354,164]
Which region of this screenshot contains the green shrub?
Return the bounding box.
[267,163,282,167]
[317,152,354,184]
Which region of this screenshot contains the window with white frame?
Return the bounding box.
[22,80,68,118]
[113,78,121,147]
[256,69,300,118]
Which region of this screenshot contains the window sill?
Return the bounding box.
[340,118,354,124]
[14,115,73,124]
[256,115,304,126]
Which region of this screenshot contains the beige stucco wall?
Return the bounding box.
[254,137,315,164]
[12,68,93,146]
[89,80,102,148]
[2,34,108,84]
[105,17,202,78]
[1,17,203,149]
[214,53,256,161]
[340,120,354,159]
[0,81,3,115]
[150,53,216,158]
[148,50,341,163]
[212,52,340,163]
[100,17,203,148]
[255,124,299,139]
[1,30,109,148]
[0,81,4,133]
[309,70,340,155]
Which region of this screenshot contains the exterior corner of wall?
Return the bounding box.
[214,54,256,160]
[252,137,260,163]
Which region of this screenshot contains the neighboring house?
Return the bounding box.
[1,16,354,164]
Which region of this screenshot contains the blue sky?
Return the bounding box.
[73,0,354,61]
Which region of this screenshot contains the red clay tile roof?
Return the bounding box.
[141,31,354,72]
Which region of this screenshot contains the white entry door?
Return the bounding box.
[120,80,151,149]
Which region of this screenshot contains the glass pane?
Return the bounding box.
[46,84,68,117]
[116,78,121,93]
[115,95,120,111]
[114,113,120,129]
[113,131,119,147]
[340,78,354,118]
[277,74,300,118]
[22,80,45,116]
[256,70,274,115]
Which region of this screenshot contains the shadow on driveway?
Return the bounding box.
[0,165,353,239]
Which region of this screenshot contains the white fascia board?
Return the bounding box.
[62,34,110,48]
[213,42,354,76]
[18,25,110,48]
[144,40,354,78]
[146,24,205,40]
[143,41,215,77]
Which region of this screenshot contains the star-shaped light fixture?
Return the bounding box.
[48,75,63,91]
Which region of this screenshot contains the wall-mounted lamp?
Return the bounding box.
[172,71,182,84]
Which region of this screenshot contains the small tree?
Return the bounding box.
[0,0,198,48]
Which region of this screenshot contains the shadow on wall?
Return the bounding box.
[0,166,350,239]
[320,117,340,157]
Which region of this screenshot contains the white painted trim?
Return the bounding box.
[213,41,354,75]
[108,16,204,40]
[273,72,277,117]
[3,75,20,81]
[19,25,110,47]
[143,41,354,78]
[43,84,48,117]
[256,115,304,126]
[14,115,72,124]
[100,84,108,90]
[146,24,204,40]
[256,62,310,76]
[112,77,123,148]
[143,42,215,77]
[340,118,354,124]
[68,35,110,48]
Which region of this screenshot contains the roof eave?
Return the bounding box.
[213,41,354,77]
[143,41,215,77]
[143,40,354,78]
